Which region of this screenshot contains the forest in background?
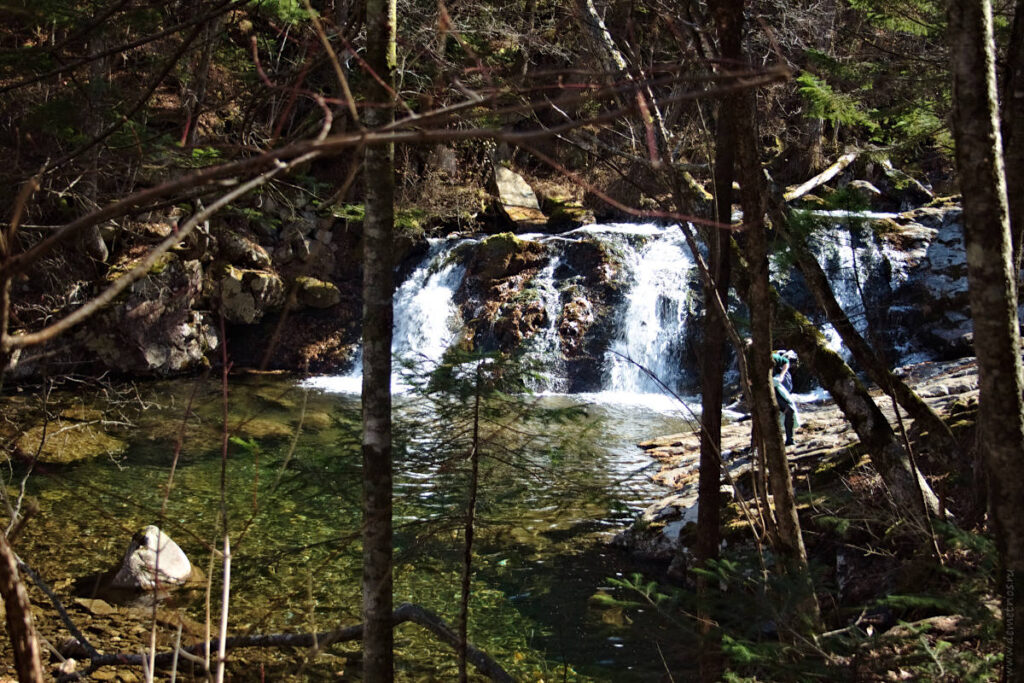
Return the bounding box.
[0,0,1022,681]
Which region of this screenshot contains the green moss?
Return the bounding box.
[395,208,428,236]
[16,421,127,464]
[233,418,293,441]
[871,217,902,237]
[330,203,366,222]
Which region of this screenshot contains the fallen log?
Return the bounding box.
[783,151,858,202]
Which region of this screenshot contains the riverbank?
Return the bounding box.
[610,356,999,680]
[618,356,979,562]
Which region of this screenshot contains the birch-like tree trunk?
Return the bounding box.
[948,0,1024,677]
[361,0,397,678]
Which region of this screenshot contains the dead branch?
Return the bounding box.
[84,603,514,682]
[782,151,858,201]
[0,532,44,682]
[0,0,246,97]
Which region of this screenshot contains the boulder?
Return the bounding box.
[216,266,286,324]
[82,254,219,375]
[491,166,546,228]
[217,228,272,268]
[109,526,192,591]
[295,276,341,308]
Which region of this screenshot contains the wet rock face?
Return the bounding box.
[458,233,551,351]
[556,238,626,391]
[905,207,974,357]
[772,204,975,365]
[82,253,219,375]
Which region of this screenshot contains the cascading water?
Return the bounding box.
[310,224,697,399]
[600,225,694,394]
[305,239,469,393]
[799,212,915,361]
[392,239,468,363]
[524,254,567,391]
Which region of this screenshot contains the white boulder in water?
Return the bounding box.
[109,526,192,591]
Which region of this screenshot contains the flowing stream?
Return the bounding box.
[11,220,922,679]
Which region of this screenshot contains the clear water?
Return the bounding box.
[14,375,697,680]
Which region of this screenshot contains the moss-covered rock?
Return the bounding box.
[16,421,127,464]
[295,276,341,309]
[232,417,294,441]
[466,232,547,283]
[216,266,286,324]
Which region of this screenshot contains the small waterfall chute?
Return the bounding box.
[304,239,469,393]
[601,225,695,395]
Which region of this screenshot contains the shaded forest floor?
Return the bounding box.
[614,356,1005,681]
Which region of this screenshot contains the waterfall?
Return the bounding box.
[392,239,468,363]
[304,239,468,393]
[307,224,698,398]
[525,255,567,391]
[601,226,694,394]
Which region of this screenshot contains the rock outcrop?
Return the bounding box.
[81,253,218,375]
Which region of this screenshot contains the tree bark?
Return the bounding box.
[361,0,397,678]
[84,29,110,263]
[949,1,1024,678]
[183,14,222,148]
[1002,0,1024,274]
[735,85,819,627]
[0,532,44,683]
[695,1,741,678]
[773,204,964,472]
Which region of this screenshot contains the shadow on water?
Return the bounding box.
[10,374,697,681]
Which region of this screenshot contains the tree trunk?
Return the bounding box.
[84,29,109,263]
[1002,0,1024,274]
[184,14,222,148]
[694,1,742,677]
[361,0,397,678]
[735,86,818,627]
[949,1,1024,678]
[0,532,44,683]
[775,206,964,471]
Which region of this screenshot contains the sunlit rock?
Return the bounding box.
[110,526,192,591]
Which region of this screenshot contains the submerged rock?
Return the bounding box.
[15,420,126,464]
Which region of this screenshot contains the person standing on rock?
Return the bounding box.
[772,351,799,446]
